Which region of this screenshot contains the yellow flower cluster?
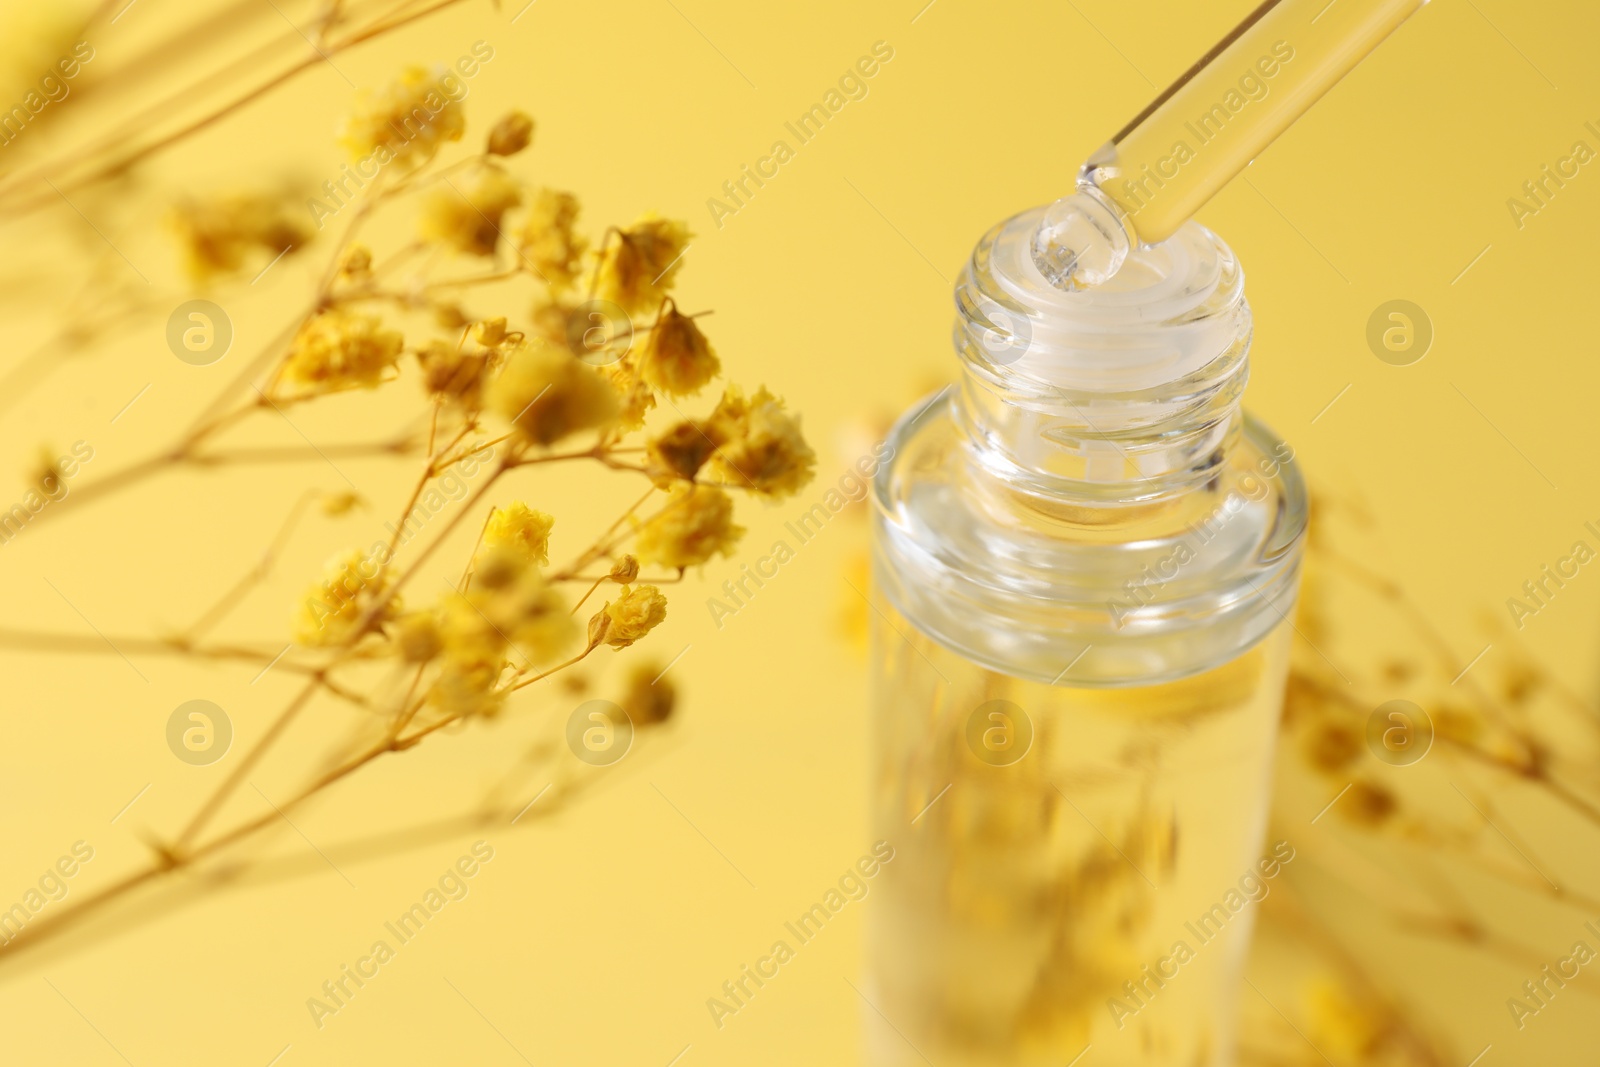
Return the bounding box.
[704,385,815,499]
[292,548,397,647]
[603,585,668,648]
[285,310,404,390]
[416,338,490,408]
[637,302,720,397]
[249,83,808,738]
[635,484,743,569]
[167,190,311,283]
[619,661,676,725]
[484,502,554,567]
[400,547,579,716]
[338,65,466,166]
[646,420,719,485]
[420,166,522,257]
[603,360,658,432]
[486,110,535,157]
[519,189,586,292]
[645,385,815,499]
[593,215,691,316]
[488,340,618,446]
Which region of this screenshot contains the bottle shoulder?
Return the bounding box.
[871,390,1308,686]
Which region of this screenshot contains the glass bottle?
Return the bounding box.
[864,205,1308,1067]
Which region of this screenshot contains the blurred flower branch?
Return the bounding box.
[0,0,476,217]
[0,55,815,964]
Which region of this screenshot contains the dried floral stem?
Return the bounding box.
[174,677,323,849]
[0,0,473,217]
[0,637,594,964]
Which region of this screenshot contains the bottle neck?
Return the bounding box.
[952,207,1252,512]
[870,205,1308,686]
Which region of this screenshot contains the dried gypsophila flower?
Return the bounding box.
[705,385,816,499]
[637,300,720,397]
[167,189,311,284]
[320,491,365,517]
[620,662,676,725]
[483,502,555,567]
[420,165,522,257]
[292,548,399,647]
[416,339,491,408]
[473,317,511,348]
[487,110,535,157]
[635,483,743,569]
[592,214,691,317]
[395,610,444,663]
[488,339,619,446]
[436,567,576,672]
[600,358,657,432]
[603,584,668,649]
[645,419,720,486]
[285,309,404,390]
[339,244,373,278]
[338,64,466,167]
[520,189,587,293]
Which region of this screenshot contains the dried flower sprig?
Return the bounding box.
[1253,491,1600,1061]
[0,66,815,963]
[0,0,479,219]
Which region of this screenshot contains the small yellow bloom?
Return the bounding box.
[519,189,586,292]
[487,110,535,156]
[620,662,676,725]
[339,65,466,167]
[395,610,443,662]
[339,244,373,278]
[603,585,668,648]
[635,484,743,569]
[420,166,522,257]
[484,502,555,567]
[637,301,720,397]
[320,491,364,517]
[473,317,509,347]
[167,190,310,284]
[435,303,471,331]
[488,340,619,446]
[429,647,507,717]
[415,339,489,408]
[439,568,577,670]
[285,310,404,390]
[706,386,815,499]
[592,214,691,316]
[292,549,396,646]
[438,592,503,658]
[646,419,718,485]
[498,570,578,663]
[601,360,657,432]
[528,299,571,347]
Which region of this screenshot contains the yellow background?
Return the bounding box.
[0,0,1597,1063]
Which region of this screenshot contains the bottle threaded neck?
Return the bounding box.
[953,206,1252,508]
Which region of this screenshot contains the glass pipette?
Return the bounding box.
[1033,0,1430,289]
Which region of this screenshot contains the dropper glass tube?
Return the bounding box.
[1033,0,1428,288]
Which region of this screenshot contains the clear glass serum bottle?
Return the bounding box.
[864,209,1308,1066]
